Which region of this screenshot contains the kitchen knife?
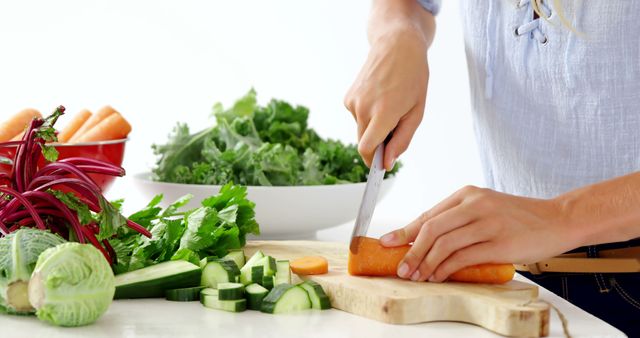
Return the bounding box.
[350,142,387,254]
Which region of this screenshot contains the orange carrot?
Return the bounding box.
[68,105,116,142]
[58,109,92,143]
[0,108,41,142]
[290,256,329,275]
[348,237,515,284]
[11,131,25,141]
[73,112,131,143]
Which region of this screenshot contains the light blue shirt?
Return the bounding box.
[420,0,640,199]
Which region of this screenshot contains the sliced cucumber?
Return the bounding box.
[165,286,205,302]
[217,282,245,300]
[201,294,246,312]
[115,260,201,299]
[261,275,274,290]
[256,256,277,277]
[245,283,269,310]
[223,250,245,269]
[199,256,218,269]
[299,281,331,310]
[201,259,240,288]
[251,265,264,285]
[240,251,265,285]
[275,260,291,285]
[260,284,311,314]
[201,288,219,297]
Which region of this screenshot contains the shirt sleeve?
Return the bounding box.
[416,0,441,15]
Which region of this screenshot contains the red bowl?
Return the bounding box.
[0,139,127,192]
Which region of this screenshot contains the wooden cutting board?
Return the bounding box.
[246,241,550,337]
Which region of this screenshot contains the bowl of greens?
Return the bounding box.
[134,90,399,239]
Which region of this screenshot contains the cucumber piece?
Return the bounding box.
[115,260,201,299]
[201,259,240,288]
[240,251,265,285]
[199,256,218,269]
[201,288,218,297]
[245,283,269,310]
[256,256,277,277]
[260,284,311,314]
[251,265,264,284]
[217,282,245,300]
[201,294,246,312]
[261,275,274,290]
[165,286,205,302]
[299,281,331,310]
[223,250,245,269]
[275,260,291,285]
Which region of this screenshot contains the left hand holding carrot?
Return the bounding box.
[380,185,574,283]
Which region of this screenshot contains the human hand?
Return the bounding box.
[344,26,429,170]
[380,186,578,282]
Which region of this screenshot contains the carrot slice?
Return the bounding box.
[74,112,131,143]
[290,256,329,275]
[0,108,41,142]
[68,105,116,142]
[58,109,92,143]
[348,237,515,284]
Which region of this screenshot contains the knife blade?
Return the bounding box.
[349,142,387,254]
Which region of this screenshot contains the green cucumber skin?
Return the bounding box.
[261,275,274,290]
[263,256,277,277]
[115,268,202,299]
[201,295,247,312]
[246,284,269,310]
[223,250,245,269]
[217,283,245,301]
[240,251,265,285]
[165,286,205,302]
[299,281,331,310]
[251,265,264,284]
[260,284,311,314]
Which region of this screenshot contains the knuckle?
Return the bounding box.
[403,251,421,265]
[432,236,450,253]
[459,185,478,196]
[419,211,430,224]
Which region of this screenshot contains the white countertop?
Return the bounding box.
[0,178,626,338]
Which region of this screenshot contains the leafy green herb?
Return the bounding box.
[152,90,400,186]
[111,183,259,274]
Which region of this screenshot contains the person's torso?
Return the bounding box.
[460,0,640,198]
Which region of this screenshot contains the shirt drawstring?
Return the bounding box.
[484,0,497,99]
[486,0,553,100]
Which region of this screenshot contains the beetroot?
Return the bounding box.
[0,106,150,264]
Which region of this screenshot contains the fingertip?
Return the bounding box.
[380,232,396,246]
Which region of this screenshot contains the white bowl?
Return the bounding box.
[132,172,395,239]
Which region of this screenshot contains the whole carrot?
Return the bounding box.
[58,109,92,142]
[0,108,41,142]
[74,112,131,143]
[348,237,515,284]
[69,105,116,142]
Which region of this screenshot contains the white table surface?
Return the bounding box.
[0,178,626,338]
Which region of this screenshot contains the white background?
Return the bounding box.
[0,0,482,238]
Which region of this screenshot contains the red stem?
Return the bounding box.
[23,191,85,243]
[81,226,112,264]
[0,187,46,229]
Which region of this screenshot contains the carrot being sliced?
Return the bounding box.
[73,112,131,143]
[348,237,515,284]
[68,105,116,142]
[0,108,41,142]
[58,109,92,143]
[290,256,329,275]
